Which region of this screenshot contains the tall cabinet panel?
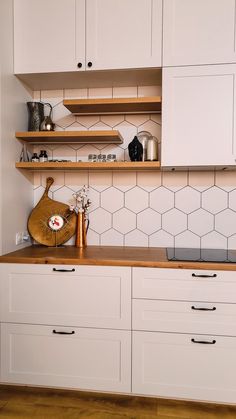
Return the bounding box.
[14,0,85,74]
[163,0,236,66]
[86,0,162,70]
[161,64,236,168]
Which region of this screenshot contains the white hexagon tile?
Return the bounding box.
[32,86,236,249]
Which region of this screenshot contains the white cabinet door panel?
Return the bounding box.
[162,65,236,167]
[133,267,236,303]
[86,0,162,70]
[0,264,131,329]
[1,323,131,392]
[163,0,236,66]
[132,331,236,403]
[133,299,236,336]
[14,0,85,74]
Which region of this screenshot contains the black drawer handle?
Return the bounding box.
[192,273,217,278]
[53,330,75,335]
[191,338,216,345]
[53,268,75,272]
[191,306,216,311]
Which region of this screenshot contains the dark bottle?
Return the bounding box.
[128,136,143,161]
[31,152,39,162]
[39,150,48,162]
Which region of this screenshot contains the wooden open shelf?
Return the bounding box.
[63,96,161,115]
[15,130,123,145]
[15,161,161,171]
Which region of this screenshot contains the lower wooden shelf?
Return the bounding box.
[15,161,161,171]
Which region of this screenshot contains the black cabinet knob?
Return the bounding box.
[77,62,82,68]
[87,61,93,68]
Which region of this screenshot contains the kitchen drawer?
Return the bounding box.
[132,331,236,403]
[1,323,131,392]
[132,299,236,336]
[0,264,131,329]
[133,267,236,303]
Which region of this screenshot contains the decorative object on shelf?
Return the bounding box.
[27,177,77,247]
[40,103,55,131]
[27,102,44,131]
[146,135,158,161]
[31,153,39,162]
[97,154,106,162]
[19,143,31,162]
[106,154,117,162]
[128,136,143,161]
[72,186,91,248]
[27,101,55,132]
[39,150,48,162]
[137,131,152,161]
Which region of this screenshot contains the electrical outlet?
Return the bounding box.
[15,232,23,245]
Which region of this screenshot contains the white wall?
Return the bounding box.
[0,0,33,254]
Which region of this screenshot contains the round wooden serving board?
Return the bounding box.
[27,177,77,246]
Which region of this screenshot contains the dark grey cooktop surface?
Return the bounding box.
[166,248,236,263]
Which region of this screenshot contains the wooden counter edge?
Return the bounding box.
[0,256,236,271]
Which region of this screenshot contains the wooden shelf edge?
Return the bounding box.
[15,161,161,171]
[63,96,162,114]
[15,130,123,145]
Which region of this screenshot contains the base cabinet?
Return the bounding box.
[132,331,236,404]
[1,323,131,393]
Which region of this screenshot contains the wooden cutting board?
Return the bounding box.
[28,177,77,246]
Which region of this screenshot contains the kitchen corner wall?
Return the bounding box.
[33,86,236,249]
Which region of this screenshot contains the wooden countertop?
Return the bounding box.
[0,245,236,271]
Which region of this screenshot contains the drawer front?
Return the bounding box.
[132,331,236,403]
[132,299,236,336]
[133,267,236,303]
[1,323,131,393]
[0,264,131,329]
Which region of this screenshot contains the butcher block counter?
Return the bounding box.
[0,245,236,270]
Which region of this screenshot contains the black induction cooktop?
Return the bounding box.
[166,248,236,263]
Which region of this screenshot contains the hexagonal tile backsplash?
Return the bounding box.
[33,86,236,249]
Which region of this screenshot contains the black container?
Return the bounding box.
[128,136,143,161]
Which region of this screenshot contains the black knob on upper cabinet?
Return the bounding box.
[77,62,82,68]
[87,61,93,68]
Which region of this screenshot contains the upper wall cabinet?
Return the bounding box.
[163,0,236,66]
[14,0,162,75]
[161,64,236,168]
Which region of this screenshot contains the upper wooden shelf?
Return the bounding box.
[63,96,162,115]
[15,161,161,171]
[15,130,123,145]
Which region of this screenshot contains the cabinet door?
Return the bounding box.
[14,0,85,74]
[163,0,236,66]
[0,264,131,329]
[86,0,162,70]
[132,331,236,403]
[1,323,131,392]
[162,65,236,168]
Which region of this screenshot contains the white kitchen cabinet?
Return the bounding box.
[0,263,132,391]
[132,266,236,403]
[1,323,131,392]
[163,0,236,66]
[132,331,236,403]
[0,264,131,329]
[14,0,162,74]
[133,267,236,303]
[14,0,85,74]
[161,64,236,168]
[86,0,162,71]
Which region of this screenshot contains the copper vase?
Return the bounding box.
[75,211,87,248]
